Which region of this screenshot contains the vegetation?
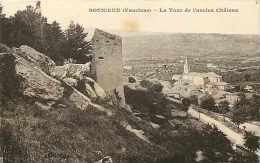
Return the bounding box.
[200,124,233,163]
[231,94,260,123]
[0,4,4,42]
[243,131,260,153]
[124,85,171,118]
[231,108,247,128]
[140,79,163,93]
[189,95,198,105]
[182,98,191,109]
[0,5,91,64]
[128,76,136,83]
[124,84,240,163]
[222,69,260,85]
[216,100,230,114]
[200,95,216,111]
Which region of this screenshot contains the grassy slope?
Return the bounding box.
[1,97,168,163]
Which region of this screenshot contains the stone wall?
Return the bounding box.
[90,29,125,105]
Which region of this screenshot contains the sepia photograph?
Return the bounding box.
[0,0,260,163]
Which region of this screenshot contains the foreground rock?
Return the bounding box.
[0,49,111,116]
[50,63,91,80]
[15,54,64,101]
[51,64,106,101]
[15,45,56,74]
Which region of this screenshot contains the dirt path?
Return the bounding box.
[188,106,260,161]
[188,107,244,146]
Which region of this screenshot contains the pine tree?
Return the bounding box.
[0,4,4,43]
[65,21,92,63]
[45,21,66,64]
[244,131,260,152]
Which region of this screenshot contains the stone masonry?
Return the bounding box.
[90,29,125,105]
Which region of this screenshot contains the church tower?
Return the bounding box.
[184,56,189,74]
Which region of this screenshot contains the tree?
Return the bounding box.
[218,100,230,114]
[0,5,93,65]
[189,95,198,105]
[0,3,4,42]
[201,124,233,163]
[244,131,260,152]
[233,94,260,122]
[128,76,136,83]
[200,96,216,111]
[7,6,46,49]
[140,79,163,93]
[182,98,191,109]
[65,21,92,63]
[244,73,251,82]
[45,21,66,64]
[232,108,246,128]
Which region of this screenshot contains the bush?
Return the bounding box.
[200,96,216,111]
[140,79,163,93]
[128,76,136,83]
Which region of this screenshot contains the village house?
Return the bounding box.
[170,57,239,105]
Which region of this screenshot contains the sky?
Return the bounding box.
[1,0,260,35]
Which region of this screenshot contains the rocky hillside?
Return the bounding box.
[123,33,260,60]
[0,43,248,163]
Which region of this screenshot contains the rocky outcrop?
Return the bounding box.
[50,63,91,80]
[95,156,113,163]
[15,45,56,74]
[15,54,64,101]
[63,78,78,87]
[0,45,111,115]
[51,64,106,101]
[79,77,106,100]
[0,44,12,53]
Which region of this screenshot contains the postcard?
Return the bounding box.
[0,0,260,163]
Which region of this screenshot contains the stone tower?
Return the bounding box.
[184,56,189,74]
[90,29,125,106]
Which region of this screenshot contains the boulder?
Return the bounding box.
[63,78,78,87]
[0,43,12,53]
[15,45,55,74]
[83,77,106,100]
[0,52,112,115]
[95,156,113,163]
[83,83,98,100]
[50,63,91,80]
[15,54,64,101]
[51,63,106,101]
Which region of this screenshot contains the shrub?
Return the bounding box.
[140,79,163,93]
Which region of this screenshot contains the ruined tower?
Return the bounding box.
[90,29,125,106]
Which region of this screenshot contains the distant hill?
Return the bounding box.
[122,33,260,60]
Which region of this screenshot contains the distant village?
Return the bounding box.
[170,57,241,106]
[124,57,259,105]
